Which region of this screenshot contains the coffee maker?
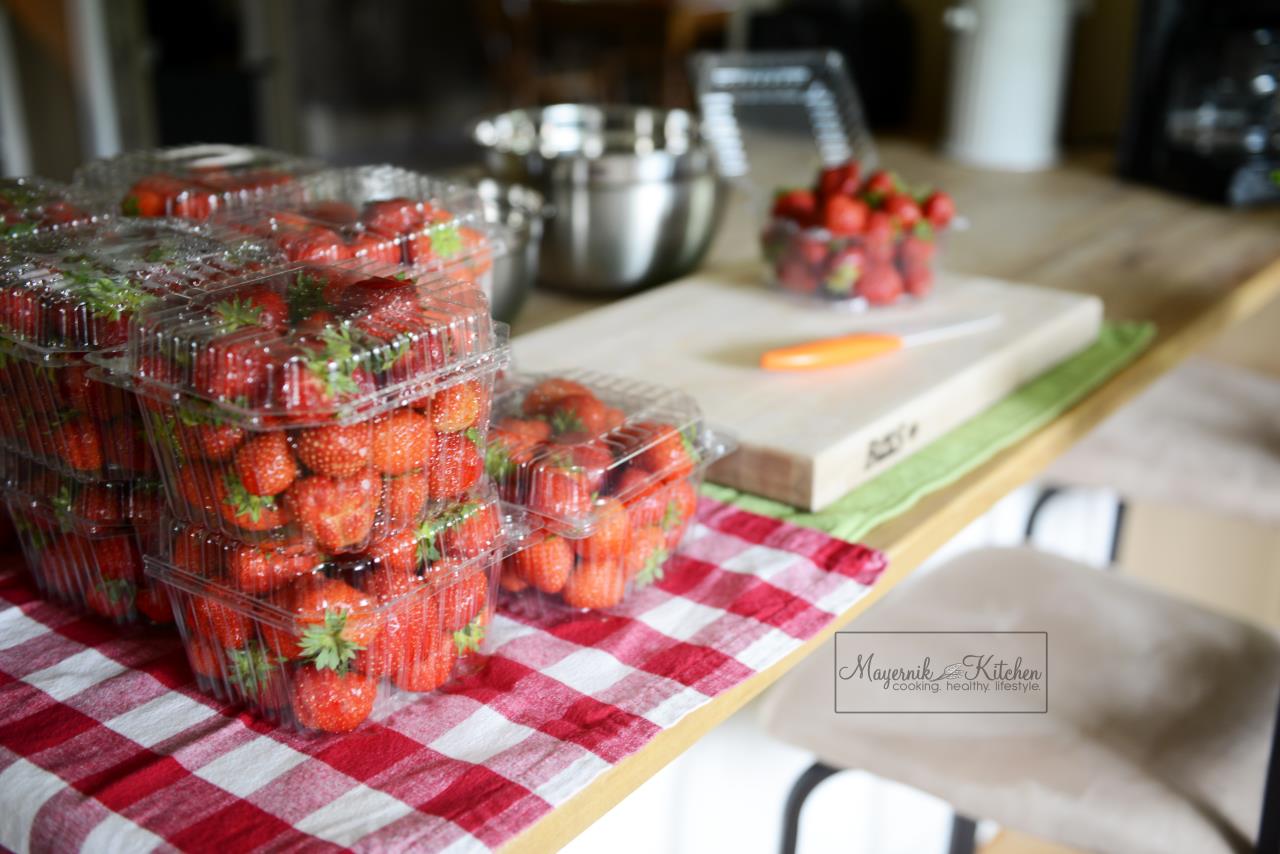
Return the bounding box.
[1119,0,1280,206]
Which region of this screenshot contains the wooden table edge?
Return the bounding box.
[499,254,1280,854]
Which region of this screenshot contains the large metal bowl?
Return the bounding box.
[473,104,728,295]
[473,178,544,324]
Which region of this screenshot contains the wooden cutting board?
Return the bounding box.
[511,265,1102,510]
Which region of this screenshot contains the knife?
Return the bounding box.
[760,314,1003,371]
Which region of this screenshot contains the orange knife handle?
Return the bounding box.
[761,333,903,370]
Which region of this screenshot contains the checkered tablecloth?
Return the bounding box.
[0,498,886,853]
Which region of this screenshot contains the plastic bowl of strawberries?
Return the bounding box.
[73,143,324,220]
[1,453,172,625]
[0,219,281,481]
[92,261,509,555]
[145,483,516,733]
[760,160,958,308]
[488,371,735,611]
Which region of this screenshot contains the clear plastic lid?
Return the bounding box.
[74,144,324,219]
[113,261,504,427]
[222,165,497,272]
[486,371,735,537]
[144,481,511,630]
[0,219,282,354]
[0,452,164,536]
[1,177,110,239]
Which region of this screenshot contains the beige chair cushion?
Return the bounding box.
[760,547,1280,854]
[1046,357,1280,524]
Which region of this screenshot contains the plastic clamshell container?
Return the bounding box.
[100,261,507,551]
[145,485,511,733]
[1,454,171,625]
[223,165,498,288]
[761,216,941,308]
[73,143,324,219]
[1,177,109,240]
[488,371,734,610]
[0,220,281,479]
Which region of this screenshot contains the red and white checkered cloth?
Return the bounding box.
[0,498,885,852]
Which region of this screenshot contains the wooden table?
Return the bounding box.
[503,140,1280,852]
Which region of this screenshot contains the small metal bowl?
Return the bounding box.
[473,104,728,295]
[472,178,545,324]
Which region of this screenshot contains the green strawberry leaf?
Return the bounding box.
[213,297,265,332]
[415,516,444,564]
[287,271,330,324]
[227,642,282,699]
[223,472,276,523]
[452,616,485,654]
[484,441,515,481]
[633,546,669,589]
[430,223,463,259]
[121,195,140,216]
[549,408,585,436]
[297,609,365,674]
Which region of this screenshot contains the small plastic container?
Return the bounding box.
[96,260,507,552]
[488,371,734,610]
[1,177,109,239]
[761,216,941,308]
[1,454,171,625]
[74,143,323,220]
[223,166,497,289]
[0,220,281,479]
[145,485,511,733]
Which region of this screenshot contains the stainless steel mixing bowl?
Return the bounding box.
[473,104,728,295]
[473,178,544,324]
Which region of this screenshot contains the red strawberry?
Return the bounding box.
[882,193,922,229]
[272,576,380,665]
[0,286,44,339]
[630,526,669,585]
[221,471,291,532]
[182,421,245,460]
[211,286,288,333]
[817,161,861,200]
[69,484,125,526]
[170,525,214,575]
[900,234,937,297]
[370,410,433,475]
[286,472,380,552]
[857,263,905,306]
[493,417,551,445]
[381,469,428,530]
[293,422,372,477]
[548,394,610,440]
[276,225,351,263]
[512,534,573,593]
[617,467,665,530]
[234,432,298,495]
[431,559,488,631]
[186,593,249,649]
[347,232,402,265]
[771,188,817,225]
[185,638,224,681]
[922,191,956,229]
[359,528,419,577]
[136,585,174,623]
[193,338,272,404]
[391,635,457,693]
[361,198,426,234]
[500,561,529,593]
[662,479,699,534]
[438,500,501,559]
[561,559,625,609]
[575,497,630,564]
[177,464,228,517]
[424,380,483,432]
[85,580,136,621]
[227,543,318,594]
[53,417,103,473]
[633,423,696,483]
[863,210,897,262]
[777,257,819,294]
[428,430,484,500]
[92,536,142,581]
[522,378,594,416]
[301,200,360,224]
[863,170,898,199]
[292,668,376,733]
[823,245,866,296]
[822,195,869,236]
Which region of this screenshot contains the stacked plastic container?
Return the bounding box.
[99,259,512,732]
[489,371,733,611]
[1,177,107,240]
[0,216,282,621]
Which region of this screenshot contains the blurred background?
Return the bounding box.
[0,0,1138,179]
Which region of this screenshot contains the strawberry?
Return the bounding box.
[193,337,272,403]
[359,528,419,577]
[363,562,439,681]
[381,469,428,530]
[226,642,288,710]
[92,536,142,581]
[61,366,126,419]
[548,394,610,440]
[562,559,625,609]
[177,464,228,516]
[136,585,174,623]
[863,169,899,200]
[817,161,861,200]
[882,193,922,229]
[522,377,594,416]
[633,423,697,483]
[301,200,360,224]
[500,561,529,593]
[53,417,103,473]
[858,263,905,306]
[185,639,223,681]
[428,429,484,500]
[662,478,698,539]
[285,472,379,552]
[346,232,402,265]
[575,498,630,564]
[274,328,376,415]
[85,579,136,621]
[431,559,488,630]
[617,467,665,530]
[494,416,551,445]
[361,198,425,235]
[293,422,372,477]
[67,484,124,526]
[370,410,433,475]
[425,379,483,432]
[211,286,288,333]
[186,594,249,649]
[777,256,819,294]
[391,635,457,693]
[900,233,937,297]
[0,286,44,339]
[527,452,593,520]
[404,219,464,266]
[276,225,351,263]
[438,500,501,559]
[169,525,213,575]
[181,421,245,460]
[292,668,376,733]
[275,576,379,666]
[771,188,817,225]
[863,210,897,262]
[234,432,298,496]
[513,534,572,593]
[102,419,153,475]
[221,471,291,532]
[629,526,668,585]
[227,543,318,594]
[824,244,866,296]
[922,191,955,229]
[822,195,869,236]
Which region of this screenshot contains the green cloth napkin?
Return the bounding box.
[702,321,1156,543]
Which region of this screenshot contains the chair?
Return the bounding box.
[760,547,1280,854]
